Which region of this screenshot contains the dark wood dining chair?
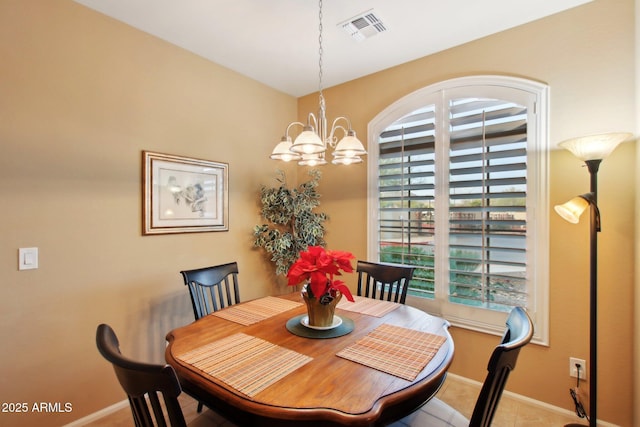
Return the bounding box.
[180,262,240,320]
[95,323,217,427]
[388,306,534,427]
[180,262,240,413]
[356,260,415,304]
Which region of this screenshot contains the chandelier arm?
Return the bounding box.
[306,113,319,131]
[284,121,307,138]
[306,112,326,148]
[327,118,352,147]
[328,125,347,147]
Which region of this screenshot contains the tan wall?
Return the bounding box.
[0,0,299,425]
[634,2,640,425]
[0,0,636,426]
[298,0,637,425]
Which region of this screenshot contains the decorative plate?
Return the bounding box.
[301,315,343,330]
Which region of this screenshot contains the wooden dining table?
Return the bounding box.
[165,292,454,426]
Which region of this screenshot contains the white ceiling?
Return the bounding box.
[74,0,591,97]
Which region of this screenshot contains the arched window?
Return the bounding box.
[367,76,549,343]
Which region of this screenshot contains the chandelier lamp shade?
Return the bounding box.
[270,0,366,166]
[554,131,631,427]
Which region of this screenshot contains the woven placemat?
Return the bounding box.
[336,296,400,317]
[176,333,312,397]
[211,296,302,325]
[285,314,355,339]
[336,324,446,381]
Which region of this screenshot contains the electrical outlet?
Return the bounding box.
[569,357,586,379]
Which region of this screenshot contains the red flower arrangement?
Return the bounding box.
[287,246,355,304]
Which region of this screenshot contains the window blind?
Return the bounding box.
[377,98,529,310]
[448,98,528,309]
[378,105,437,297]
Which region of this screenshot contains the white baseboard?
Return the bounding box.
[62,399,129,427]
[447,373,620,427]
[64,375,621,427]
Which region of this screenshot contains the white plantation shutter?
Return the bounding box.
[369,76,549,343]
[378,105,437,297]
[447,98,528,309]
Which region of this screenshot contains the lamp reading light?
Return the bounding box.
[554,193,600,231]
[554,196,589,224]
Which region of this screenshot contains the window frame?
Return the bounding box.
[367,76,549,345]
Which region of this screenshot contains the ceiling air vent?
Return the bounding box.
[339,9,387,41]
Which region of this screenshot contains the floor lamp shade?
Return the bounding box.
[558,132,630,161]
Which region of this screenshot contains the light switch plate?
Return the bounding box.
[18,247,38,270]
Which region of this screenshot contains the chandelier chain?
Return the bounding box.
[318,0,325,108]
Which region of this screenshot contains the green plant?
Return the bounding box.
[253,170,328,275]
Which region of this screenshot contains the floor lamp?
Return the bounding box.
[554,132,631,427]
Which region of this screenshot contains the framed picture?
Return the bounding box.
[142,151,228,234]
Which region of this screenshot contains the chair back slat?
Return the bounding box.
[188,282,222,316]
[95,324,188,427]
[356,261,415,304]
[469,306,534,427]
[148,392,167,427]
[130,396,149,427]
[222,274,240,308]
[180,262,240,320]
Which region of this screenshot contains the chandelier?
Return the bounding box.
[270,0,366,166]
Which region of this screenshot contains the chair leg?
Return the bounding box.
[197,401,203,413]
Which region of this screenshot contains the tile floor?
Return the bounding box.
[82,375,583,426]
[434,376,581,426]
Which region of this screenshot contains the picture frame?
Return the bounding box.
[142,151,228,235]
